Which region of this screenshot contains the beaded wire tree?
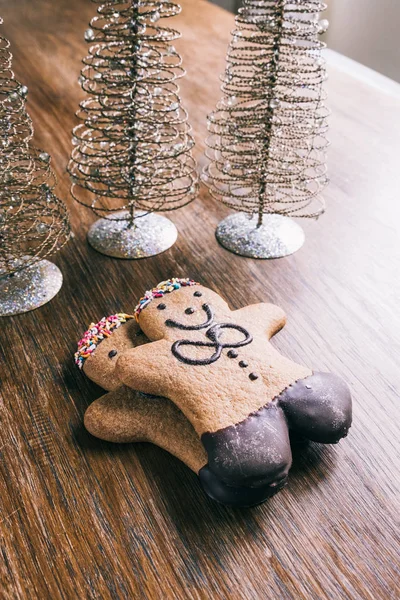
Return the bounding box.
[203,0,330,259]
[0,18,70,316]
[68,0,198,259]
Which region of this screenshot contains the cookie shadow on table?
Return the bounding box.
[63,359,103,410]
[142,444,339,564]
[289,438,338,498]
[70,418,339,566]
[147,436,337,532]
[70,409,337,510]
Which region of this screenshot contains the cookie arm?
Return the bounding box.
[116,340,176,397]
[233,303,286,339]
[84,386,207,473]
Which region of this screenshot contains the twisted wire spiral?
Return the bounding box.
[203,0,330,223]
[0,18,70,277]
[68,0,198,224]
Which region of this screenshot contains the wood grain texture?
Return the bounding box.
[0,1,399,598]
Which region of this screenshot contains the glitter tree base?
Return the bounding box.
[87,210,178,259]
[0,259,63,316]
[215,213,305,259]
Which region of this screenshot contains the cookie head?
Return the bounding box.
[134,278,228,340]
[75,314,146,391]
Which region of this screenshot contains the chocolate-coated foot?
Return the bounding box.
[278,372,352,444]
[202,402,292,487]
[199,465,287,508]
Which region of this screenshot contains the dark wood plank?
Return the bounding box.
[0,1,399,598]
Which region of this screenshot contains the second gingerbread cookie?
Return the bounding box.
[77,313,282,506]
[115,279,352,489]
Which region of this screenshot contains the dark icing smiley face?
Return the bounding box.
[165,302,214,331]
[136,285,231,342]
[158,289,214,331]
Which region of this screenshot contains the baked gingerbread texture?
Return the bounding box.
[76,278,352,505]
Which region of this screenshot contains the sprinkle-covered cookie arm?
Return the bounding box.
[116,340,177,397]
[233,303,286,339]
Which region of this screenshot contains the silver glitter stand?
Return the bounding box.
[87,210,178,259]
[216,213,305,259]
[0,260,63,316]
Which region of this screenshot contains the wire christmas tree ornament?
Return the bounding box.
[203,0,330,259]
[0,18,71,316]
[68,0,199,259]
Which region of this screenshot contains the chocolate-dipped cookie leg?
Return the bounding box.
[278,372,352,444]
[84,388,285,507]
[202,401,292,488]
[199,464,287,507]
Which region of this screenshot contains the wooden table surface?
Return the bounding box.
[0,1,399,598]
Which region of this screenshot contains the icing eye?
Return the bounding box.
[185,307,195,315]
[157,303,167,310]
[108,349,118,358]
[194,291,202,297]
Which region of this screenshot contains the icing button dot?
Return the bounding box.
[108,349,118,358]
[227,350,238,358]
[185,307,195,315]
[157,303,167,310]
[249,372,259,381]
[194,291,202,297]
[239,360,248,368]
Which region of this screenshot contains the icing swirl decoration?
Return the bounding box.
[166,302,253,366]
[171,323,253,366]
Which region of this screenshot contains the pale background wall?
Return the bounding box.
[210,0,400,83]
[324,0,400,83]
[211,0,241,11]
[213,0,239,9]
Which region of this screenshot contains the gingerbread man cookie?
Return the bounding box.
[76,314,284,506]
[115,278,352,489]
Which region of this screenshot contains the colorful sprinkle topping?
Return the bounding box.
[134,278,198,321]
[75,313,134,369]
